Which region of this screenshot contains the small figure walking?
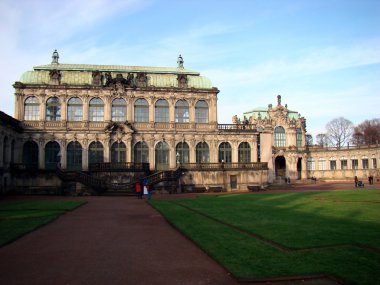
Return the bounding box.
[354,176,358,188]
[136,181,142,199]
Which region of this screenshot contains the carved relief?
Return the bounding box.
[49,70,61,85]
[92,71,103,86]
[136,73,148,87]
[177,74,188,88]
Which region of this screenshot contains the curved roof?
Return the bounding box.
[19,63,213,89]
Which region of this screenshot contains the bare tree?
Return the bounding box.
[316,133,328,147]
[352,118,380,145]
[326,117,353,148]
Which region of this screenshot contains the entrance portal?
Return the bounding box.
[297,158,302,179]
[275,156,286,178]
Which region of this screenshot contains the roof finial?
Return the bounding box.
[52,49,59,64]
[177,54,184,69]
[277,94,281,106]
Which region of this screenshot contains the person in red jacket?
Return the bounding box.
[135,181,142,199]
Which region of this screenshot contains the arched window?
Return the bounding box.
[46,97,61,121]
[88,141,104,164]
[10,140,15,163]
[111,142,126,163]
[112,98,126,122]
[155,141,169,170]
[3,137,8,164]
[238,142,251,163]
[23,141,39,166]
[134,141,149,163]
[89,98,104,121]
[196,142,209,163]
[45,141,60,170]
[155,99,169,123]
[175,100,189,123]
[274,126,286,147]
[67,97,83,121]
[195,100,209,123]
[219,142,232,163]
[176,142,189,165]
[67,141,82,171]
[296,128,302,147]
[24,96,39,120]
[134,98,149,122]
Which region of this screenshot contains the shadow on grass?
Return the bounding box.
[150,190,380,285]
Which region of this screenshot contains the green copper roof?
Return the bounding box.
[242,107,300,120]
[19,63,213,89]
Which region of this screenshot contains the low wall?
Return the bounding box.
[180,169,268,192]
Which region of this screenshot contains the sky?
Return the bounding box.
[0,0,379,138]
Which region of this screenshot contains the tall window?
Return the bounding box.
[176,142,189,164]
[219,142,232,163]
[134,142,149,163]
[362,159,369,169]
[175,100,189,123]
[89,98,104,121]
[45,141,60,170]
[88,141,104,164]
[340,159,348,170]
[373,158,377,169]
[3,137,8,164]
[111,142,126,163]
[274,126,285,147]
[134,99,149,122]
[112,98,126,122]
[67,97,83,121]
[195,100,208,123]
[155,99,169,122]
[307,158,315,170]
[351,159,358,170]
[24,96,39,120]
[330,160,337,170]
[196,142,209,163]
[238,142,251,163]
[67,141,82,171]
[10,140,15,163]
[46,97,61,121]
[22,141,39,165]
[155,141,169,170]
[318,159,326,170]
[296,128,302,147]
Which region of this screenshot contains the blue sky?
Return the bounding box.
[0,0,379,138]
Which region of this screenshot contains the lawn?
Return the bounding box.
[150,190,380,285]
[0,200,86,247]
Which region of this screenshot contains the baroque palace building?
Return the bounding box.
[0,51,379,194]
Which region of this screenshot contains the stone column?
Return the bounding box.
[82,96,89,122]
[189,98,196,124]
[61,96,67,121]
[60,140,67,169]
[149,96,155,123]
[126,137,132,163]
[38,139,45,169]
[82,139,88,171]
[127,97,133,122]
[40,95,46,121]
[148,138,155,170]
[251,140,258,162]
[104,96,111,122]
[103,138,110,162]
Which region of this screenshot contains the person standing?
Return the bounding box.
[354,176,358,188]
[135,181,142,199]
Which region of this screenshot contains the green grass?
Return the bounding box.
[0,200,86,247]
[150,190,380,285]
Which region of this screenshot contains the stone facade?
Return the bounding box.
[0,51,379,194]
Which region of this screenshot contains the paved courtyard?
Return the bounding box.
[1,182,375,285]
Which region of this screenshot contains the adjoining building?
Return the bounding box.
[0,51,378,194]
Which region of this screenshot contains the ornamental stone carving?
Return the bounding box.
[92,71,103,86]
[49,70,61,85]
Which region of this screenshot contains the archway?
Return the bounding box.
[297,158,302,180]
[275,156,286,178]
